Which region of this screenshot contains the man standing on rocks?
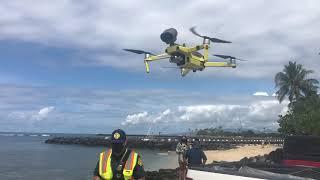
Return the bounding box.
[93,129,145,180]
[184,138,207,167]
[176,136,189,180]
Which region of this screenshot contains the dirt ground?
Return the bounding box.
[204,144,279,162]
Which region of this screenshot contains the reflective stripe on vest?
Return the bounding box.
[99,149,113,180]
[123,150,138,180]
[99,150,138,180]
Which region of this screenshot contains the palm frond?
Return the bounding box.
[275,61,317,103]
[276,86,289,103]
[275,72,288,87]
[305,78,319,85]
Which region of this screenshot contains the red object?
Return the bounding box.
[282,159,320,168]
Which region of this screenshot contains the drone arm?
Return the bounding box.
[145,53,171,61]
[144,60,150,73]
[144,53,171,73]
[182,44,205,53]
[204,61,236,68]
[203,44,209,61]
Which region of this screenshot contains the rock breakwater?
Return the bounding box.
[45,137,236,151]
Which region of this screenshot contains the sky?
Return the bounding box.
[0,0,319,134]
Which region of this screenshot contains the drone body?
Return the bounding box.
[124,27,246,76]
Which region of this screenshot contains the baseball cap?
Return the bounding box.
[111,129,127,143]
[181,136,187,142]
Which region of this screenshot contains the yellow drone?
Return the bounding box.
[124,27,247,76]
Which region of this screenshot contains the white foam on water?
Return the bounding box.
[0,133,15,136]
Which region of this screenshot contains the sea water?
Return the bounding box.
[0,133,178,180]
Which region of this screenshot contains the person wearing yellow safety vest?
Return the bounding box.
[93,129,145,180]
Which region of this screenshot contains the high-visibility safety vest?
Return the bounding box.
[99,149,138,180]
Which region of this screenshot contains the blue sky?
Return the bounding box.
[0,0,319,134]
[0,40,273,92]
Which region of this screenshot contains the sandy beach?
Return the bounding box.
[204,144,279,162]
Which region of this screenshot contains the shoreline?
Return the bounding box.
[204,144,279,162]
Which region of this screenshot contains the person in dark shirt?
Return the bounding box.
[184,139,207,167]
[93,129,145,180]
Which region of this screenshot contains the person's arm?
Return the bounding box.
[93,176,100,180]
[201,150,207,165]
[184,149,189,164]
[176,143,182,154]
[93,161,101,180]
[202,159,207,165]
[133,155,146,180]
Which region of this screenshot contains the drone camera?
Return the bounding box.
[169,53,185,66]
[160,28,178,44]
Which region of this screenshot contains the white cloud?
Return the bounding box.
[122,100,288,131]
[0,84,289,133]
[122,109,172,126]
[0,0,320,78]
[153,109,171,123]
[122,112,148,126]
[32,106,55,121]
[7,106,55,122]
[177,105,242,122]
[247,100,287,118]
[253,92,269,96]
[7,111,28,120]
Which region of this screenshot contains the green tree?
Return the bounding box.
[275,61,319,103]
[278,95,320,136]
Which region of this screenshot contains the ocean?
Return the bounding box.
[0,133,178,180]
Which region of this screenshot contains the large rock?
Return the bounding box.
[237,148,283,165]
[146,169,178,180]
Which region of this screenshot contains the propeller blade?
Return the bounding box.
[213,54,235,59]
[161,67,180,69]
[123,49,154,55]
[190,26,204,38]
[190,26,231,43]
[235,58,248,61]
[209,38,231,43]
[213,54,248,61]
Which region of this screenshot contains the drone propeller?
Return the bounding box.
[161,67,180,69]
[213,54,248,61]
[123,49,155,73]
[123,49,155,55]
[190,27,231,43]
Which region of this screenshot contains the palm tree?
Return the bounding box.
[275,61,319,103]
